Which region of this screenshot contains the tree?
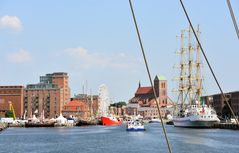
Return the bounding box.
[5,110,14,118]
[110,101,127,108]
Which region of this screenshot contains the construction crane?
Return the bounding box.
[9,101,16,120]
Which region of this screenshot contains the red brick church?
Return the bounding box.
[126,75,168,119]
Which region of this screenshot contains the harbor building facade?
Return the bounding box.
[62,94,99,119]
[40,72,70,105]
[62,100,88,118]
[109,105,126,117]
[202,91,239,119]
[24,72,70,118]
[0,86,24,118]
[126,75,169,119]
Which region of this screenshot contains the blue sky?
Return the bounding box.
[0,0,238,102]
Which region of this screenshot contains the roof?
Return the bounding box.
[64,100,83,107]
[135,87,153,95]
[155,75,167,81]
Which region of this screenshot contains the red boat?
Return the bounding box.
[101,116,122,126]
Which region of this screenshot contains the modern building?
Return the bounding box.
[126,75,169,118]
[24,72,70,118]
[0,86,24,118]
[40,72,70,105]
[202,91,239,119]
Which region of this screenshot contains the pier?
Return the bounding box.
[213,123,239,130]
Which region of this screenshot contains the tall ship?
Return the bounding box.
[173,26,220,128]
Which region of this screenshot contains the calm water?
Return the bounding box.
[0,124,238,153]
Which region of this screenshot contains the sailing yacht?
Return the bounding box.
[173,26,220,128]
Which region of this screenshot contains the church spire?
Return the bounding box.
[138,81,141,88]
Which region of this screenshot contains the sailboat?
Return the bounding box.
[76,86,99,126]
[172,26,220,128]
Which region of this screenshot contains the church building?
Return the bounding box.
[126,75,168,119]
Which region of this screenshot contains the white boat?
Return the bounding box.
[149,118,161,123]
[172,26,220,128]
[126,118,145,131]
[173,104,220,128]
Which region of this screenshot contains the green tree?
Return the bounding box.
[5,110,14,118]
[110,101,126,108]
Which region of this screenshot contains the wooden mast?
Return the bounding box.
[188,26,193,106]
[180,30,186,111]
[196,25,202,108]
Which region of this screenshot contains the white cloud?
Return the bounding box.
[7,49,32,63]
[64,47,140,69]
[0,15,23,31]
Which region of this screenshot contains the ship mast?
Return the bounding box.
[196,25,202,107]
[188,27,193,106]
[179,30,186,111]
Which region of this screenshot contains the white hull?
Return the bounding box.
[173,105,220,128]
[173,116,219,128]
[126,118,145,131]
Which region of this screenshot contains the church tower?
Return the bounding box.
[154,75,168,106]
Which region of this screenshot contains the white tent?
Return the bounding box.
[56,114,67,124]
[50,118,56,122]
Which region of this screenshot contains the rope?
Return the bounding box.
[226,0,239,39]
[128,0,172,152]
[179,0,239,126]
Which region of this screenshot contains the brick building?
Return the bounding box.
[0,86,24,118]
[40,72,70,105]
[62,100,88,118]
[126,75,168,118]
[109,105,126,117]
[202,91,239,119]
[62,94,99,119]
[24,72,70,118]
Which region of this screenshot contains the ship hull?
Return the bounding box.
[25,122,55,128]
[126,128,145,131]
[76,119,98,126]
[173,118,219,128]
[101,116,122,126]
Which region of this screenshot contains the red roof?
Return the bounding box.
[135,87,153,94]
[64,100,83,107]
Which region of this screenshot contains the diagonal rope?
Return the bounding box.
[128,0,172,152]
[226,0,239,39]
[179,0,239,126]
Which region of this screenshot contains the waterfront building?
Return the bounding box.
[0,86,24,118]
[202,91,239,119]
[64,94,99,119]
[109,105,126,117]
[40,72,70,105]
[24,72,70,118]
[125,103,139,116]
[62,100,88,118]
[126,75,169,118]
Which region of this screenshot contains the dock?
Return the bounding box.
[213,123,239,130]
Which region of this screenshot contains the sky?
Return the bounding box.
[0,0,238,102]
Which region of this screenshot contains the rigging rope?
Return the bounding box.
[179,0,239,126]
[226,0,239,39]
[128,0,172,152]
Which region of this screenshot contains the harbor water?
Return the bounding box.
[0,124,238,153]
